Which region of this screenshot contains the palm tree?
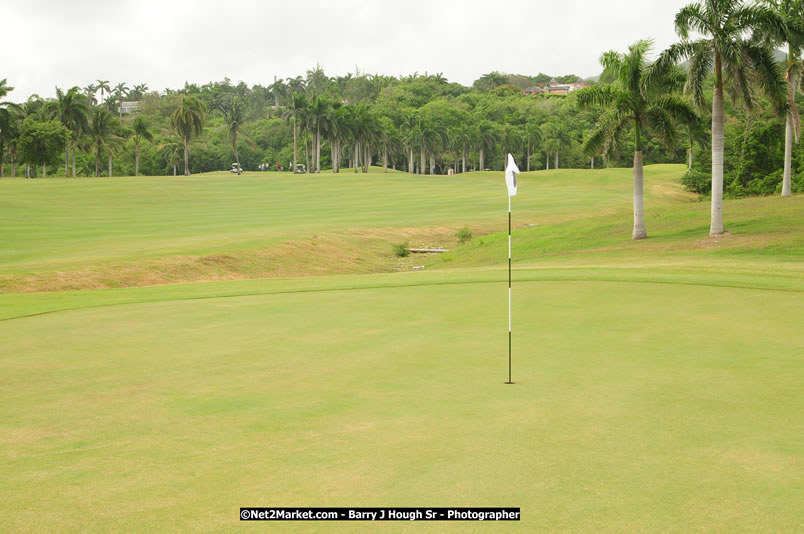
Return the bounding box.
[501,124,524,168]
[219,96,255,171]
[686,115,711,169]
[170,95,206,175]
[542,120,571,169]
[651,0,788,235]
[88,107,124,177]
[96,80,111,109]
[758,0,804,196]
[308,95,332,173]
[269,76,287,107]
[53,87,90,176]
[328,103,349,173]
[0,79,19,177]
[83,84,97,106]
[113,82,129,118]
[474,72,508,91]
[158,138,183,176]
[525,120,543,172]
[130,83,149,100]
[578,40,696,240]
[132,116,153,176]
[451,125,474,173]
[475,120,499,171]
[282,93,308,173]
[540,123,556,170]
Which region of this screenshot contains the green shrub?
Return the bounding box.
[392,242,410,257]
[456,225,473,243]
[681,169,711,195]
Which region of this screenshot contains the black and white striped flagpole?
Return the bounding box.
[507,194,513,384]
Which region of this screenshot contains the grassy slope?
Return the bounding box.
[0,165,689,292]
[1,165,802,532]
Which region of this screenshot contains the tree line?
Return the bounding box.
[0,0,801,239]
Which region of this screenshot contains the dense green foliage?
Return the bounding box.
[16,118,70,175]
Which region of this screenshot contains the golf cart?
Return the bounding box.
[294,163,306,174]
[230,163,243,175]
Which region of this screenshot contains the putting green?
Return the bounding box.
[1,274,801,532]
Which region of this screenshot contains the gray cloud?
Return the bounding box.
[3,0,684,101]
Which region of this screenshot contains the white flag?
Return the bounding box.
[505,153,520,196]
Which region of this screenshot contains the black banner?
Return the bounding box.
[240,507,520,521]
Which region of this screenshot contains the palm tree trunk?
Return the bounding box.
[463,147,467,173]
[184,136,190,176]
[429,153,434,175]
[292,117,297,172]
[479,147,484,171]
[591,157,595,169]
[546,153,549,170]
[331,138,337,173]
[632,151,646,240]
[316,126,321,173]
[108,154,112,177]
[409,148,414,174]
[710,54,726,236]
[173,163,177,176]
[135,144,140,176]
[65,145,69,175]
[782,69,796,197]
[233,136,240,170]
[688,143,693,170]
[72,147,76,177]
[526,138,530,172]
[383,146,388,173]
[304,132,310,172]
[554,151,558,169]
[420,147,425,175]
[354,143,359,173]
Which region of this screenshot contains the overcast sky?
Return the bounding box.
[4,0,689,102]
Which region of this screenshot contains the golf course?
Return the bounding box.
[1,165,802,532]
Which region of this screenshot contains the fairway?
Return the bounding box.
[1,166,802,532]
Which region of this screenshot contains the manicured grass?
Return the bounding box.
[0,165,688,273]
[1,274,801,532]
[1,165,802,532]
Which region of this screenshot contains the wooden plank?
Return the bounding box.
[409,248,448,253]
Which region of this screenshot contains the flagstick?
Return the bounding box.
[507,194,514,384]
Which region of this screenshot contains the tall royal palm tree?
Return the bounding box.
[113,82,129,118]
[309,95,332,173]
[651,0,787,235]
[83,84,97,106]
[130,83,149,100]
[282,93,308,173]
[53,87,90,176]
[170,95,206,175]
[759,0,804,196]
[219,96,255,172]
[578,39,696,240]
[132,116,153,176]
[269,76,287,107]
[96,80,111,109]
[88,107,124,177]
